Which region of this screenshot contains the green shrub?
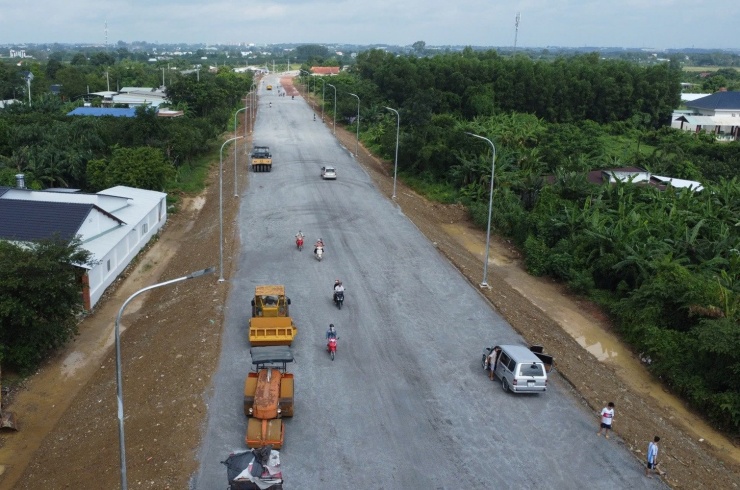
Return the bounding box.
[523,234,550,276]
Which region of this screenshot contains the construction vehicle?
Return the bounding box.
[243,346,294,449]
[251,146,272,172]
[0,366,18,431]
[249,285,297,346]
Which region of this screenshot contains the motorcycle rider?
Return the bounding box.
[295,230,305,240]
[326,323,337,339]
[333,281,345,303]
[314,238,324,255]
[313,114,316,121]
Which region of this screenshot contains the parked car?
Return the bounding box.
[481,344,551,393]
[321,166,337,180]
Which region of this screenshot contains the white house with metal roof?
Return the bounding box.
[672,91,740,141]
[0,183,167,310]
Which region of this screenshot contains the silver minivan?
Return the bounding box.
[484,344,548,393]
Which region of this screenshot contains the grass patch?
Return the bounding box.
[400,173,459,204]
[163,141,220,212]
[601,134,656,160]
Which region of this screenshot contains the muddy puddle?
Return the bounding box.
[442,222,740,463]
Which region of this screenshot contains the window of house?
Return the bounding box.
[142,223,149,235]
[107,259,111,272]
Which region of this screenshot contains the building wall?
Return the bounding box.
[86,196,167,308]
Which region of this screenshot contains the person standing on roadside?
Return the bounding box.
[597,402,615,438]
[645,436,660,478]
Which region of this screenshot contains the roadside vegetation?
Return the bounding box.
[0,57,251,374]
[0,45,738,435]
[301,50,740,435]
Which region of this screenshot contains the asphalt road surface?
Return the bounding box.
[191,75,664,489]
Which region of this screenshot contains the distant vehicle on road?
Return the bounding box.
[321,166,337,180]
[251,146,272,172]
[266,85,273,90]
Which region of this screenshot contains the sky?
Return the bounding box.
[0,0,738,50]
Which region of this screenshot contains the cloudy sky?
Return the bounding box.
[1,0,737,49]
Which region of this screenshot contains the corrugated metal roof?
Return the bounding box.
[0,199,92,242]
[110,94,166,107]
[680,93,709,102]
[686,91,740,111]
[67,107,137,117]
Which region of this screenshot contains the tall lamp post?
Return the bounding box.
[317,77,326,121]
[234,105,247,197]
[219,136,242,282]
[348,93,360,156]
[115,266,215,490]
[326,83,337,134]
[465,132,497,289]
[384,107,400,199]
[299,69,311,94]
[25,71,34,106]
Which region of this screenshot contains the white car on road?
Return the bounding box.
[321,166,337,180]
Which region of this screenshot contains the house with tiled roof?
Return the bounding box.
[672,91,740,141]
[310,66,340,75]
[0,178,167,310]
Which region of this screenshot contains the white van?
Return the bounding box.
[483,344,549,393]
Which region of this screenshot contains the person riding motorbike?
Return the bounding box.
[295,231,305,240]
[295,231,305,249]
[326,324,337,339]
[333,281,345,303]
[314,238,324,255]
[269,102,272,108]
[313,114,316,121]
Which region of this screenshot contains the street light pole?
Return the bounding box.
[465,132,497,289]
[348,93,360,156]
[234,105,247,197]
[317,77,326,121]
[385,107,400,199]
[219,136,242,282]
[327,83,337,134]
[299,69,311,94]
[114,266,214,490]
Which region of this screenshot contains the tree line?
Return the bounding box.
[304,49,740,434]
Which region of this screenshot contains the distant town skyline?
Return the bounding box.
[1,1,738,50]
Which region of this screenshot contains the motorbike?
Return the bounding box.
[315,246,324,261]
[295,236,304,251]
[327,337,337,361]
[333,290,344,310]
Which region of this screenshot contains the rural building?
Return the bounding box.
[310,67,340,75]
[545,167,703,192]
[672,91,740,141]
[88,87,169,108]
[0,179,167,310]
